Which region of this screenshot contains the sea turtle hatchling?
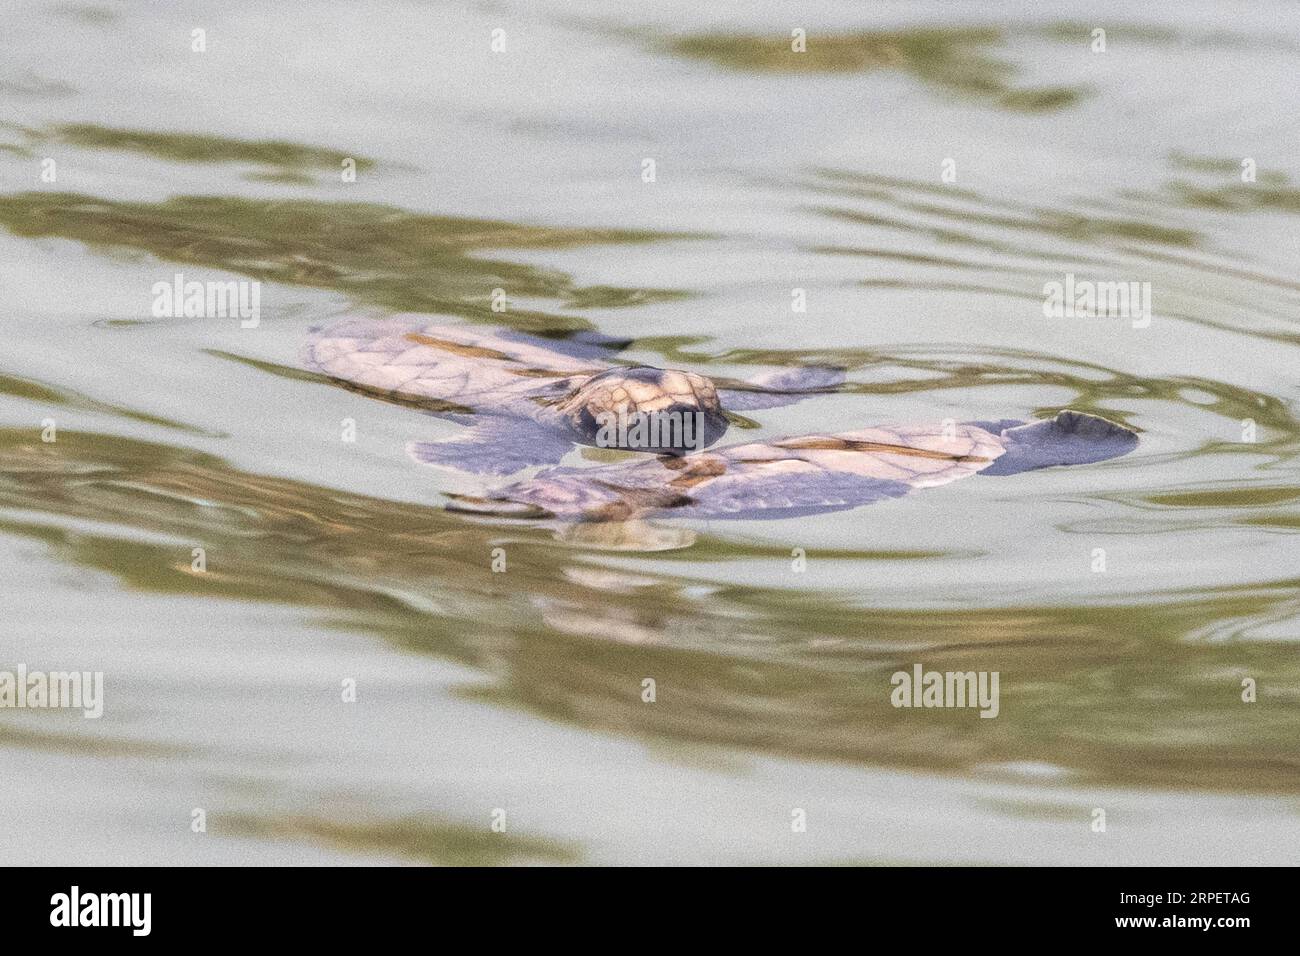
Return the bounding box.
[446,410,1140,522]
[304,316,844,473]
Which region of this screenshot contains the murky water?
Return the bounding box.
[1,1,1297,864]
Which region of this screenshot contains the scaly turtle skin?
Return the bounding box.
[447,411,1139,522]
[304,316,842,474]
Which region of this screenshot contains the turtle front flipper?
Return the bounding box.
[716,366,846,411]
[303,316,609,416]
[975,410,1138,476]
[408,417,575,475]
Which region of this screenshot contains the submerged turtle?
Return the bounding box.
[304,316,842,474]
[447,411,1139,522]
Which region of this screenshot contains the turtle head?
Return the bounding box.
[555,366,729,455]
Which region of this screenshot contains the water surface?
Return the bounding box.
[1,0,1298,864]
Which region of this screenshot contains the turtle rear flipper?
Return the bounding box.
[977,411,1138,476]
[408,417,575,475]
[717,366,845,410]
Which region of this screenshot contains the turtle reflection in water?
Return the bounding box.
[305,316,842,473]
[305,318,1138,524]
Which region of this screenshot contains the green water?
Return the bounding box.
[1,1,1297,864]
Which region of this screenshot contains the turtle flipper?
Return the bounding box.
[408,417,574,475]
[665,423,1003,518]
[976,411,1138,476]
[304,317,606,415]
[717,366,845,411]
